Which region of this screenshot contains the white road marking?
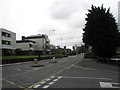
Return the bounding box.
[33,84,41,88]
[16,69,21,71]
[49,82,54,85]
[15,63,22,65]
[53,79,59,82]
[61,76,112,80]
[51,76,55,79]
[110,82,120,88]
[46,79,51,81]
[41,81,46,84]
[0,65,3,67]
[58,76,62,79]
[100,82,113,88]
[2,62,32,66]
[43,85,50,88]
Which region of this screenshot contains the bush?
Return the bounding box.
[84,51,96,58]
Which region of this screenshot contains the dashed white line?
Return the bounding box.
[41,81,46,84]
[100,82,113,88]
[33,85,41,88]
[46,79,51,81]
[53,79,59,82]
[49,82,54,85]
[0,65,3,67]
[43,85,50,88]
[51,76,55,79]
[32,76,62,88]
[58,76,62,79]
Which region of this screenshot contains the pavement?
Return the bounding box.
[1,54,120,89]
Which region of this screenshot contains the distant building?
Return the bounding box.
[0,28,16,56]
[118,1,120,31]
[16,34,50,54]
[16,37,36,55]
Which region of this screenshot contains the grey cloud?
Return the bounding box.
[49,2,78,19]
[49,0,90,20]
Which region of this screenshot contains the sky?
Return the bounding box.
[0,0,119,49]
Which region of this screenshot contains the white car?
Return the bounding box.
[110,55,120,61]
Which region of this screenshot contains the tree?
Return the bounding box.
[83,5,119,58]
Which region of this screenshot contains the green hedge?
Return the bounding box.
[84,51,96,58]
[1,54,68,60]
[2,56,39,60]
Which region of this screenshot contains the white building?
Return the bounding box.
[16,38,36,55]
[16,34,50,55]
[0,28,16,55]
[25,34,50,54]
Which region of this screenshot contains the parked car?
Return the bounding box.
[110,55,120,61]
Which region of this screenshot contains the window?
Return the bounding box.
[7,34,11,37]
[2,40,11,45]
[8,41,11,45]
[29,44,32,47]
[2,40,6,44]
[2,32,11,37]
[2,32,6,36]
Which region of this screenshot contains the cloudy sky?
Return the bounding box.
[0,0,119,49]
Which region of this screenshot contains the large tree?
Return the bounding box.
[83,5,119,58]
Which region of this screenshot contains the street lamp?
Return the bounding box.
[49,30,55,56]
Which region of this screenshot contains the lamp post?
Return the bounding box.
[49,30,55,56]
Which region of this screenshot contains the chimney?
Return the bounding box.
[22,36,25,41]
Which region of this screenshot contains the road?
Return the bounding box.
[2,54,120,89]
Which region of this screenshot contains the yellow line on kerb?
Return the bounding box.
[27,60,81,89]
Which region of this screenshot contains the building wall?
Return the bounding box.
[26,38,44,51]
[16,42,35,51]
[0,28,16,50]
[0,28,16,56]
[25,34,50,51]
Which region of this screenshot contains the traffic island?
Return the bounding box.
[31,58,44,67]
[31,64,44,67]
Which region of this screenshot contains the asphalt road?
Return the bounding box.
[2,54,120,89]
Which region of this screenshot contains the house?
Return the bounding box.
[0,28,16,56]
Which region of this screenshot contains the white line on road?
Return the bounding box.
[46,79,51,81]
[49,82,54,85]
[100,82,113,88]
[53,79,59,82]
[61,76,113,80]
[33,85,41,88]
[51,76,55,79]
[0,65,3,67]
[43,85,50,88]
[58,76,62,79]
[41,81,46,84]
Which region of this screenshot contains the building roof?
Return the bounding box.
[0,28,16,34]
[25,34,47,39]
[16,40,36,43]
